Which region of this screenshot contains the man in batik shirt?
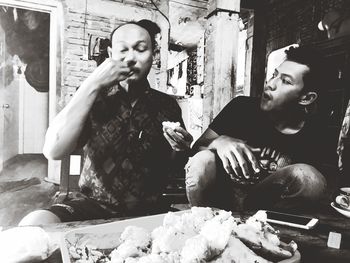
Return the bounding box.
[19,20,192,225]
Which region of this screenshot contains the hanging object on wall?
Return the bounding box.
[0,6,50,91]
[337,99,350,172]
[24,58,49,92]
[318,9,350,39]
[88,35,110,66]
[0,7,49,63]
[18,9,41,31]
[172,16,205,48]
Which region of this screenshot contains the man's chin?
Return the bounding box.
[125,76,141,84]
[260,101,271,112]
[121,72,148,86]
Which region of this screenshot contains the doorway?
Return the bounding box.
[0,0,62,226]
[0,6,49,175]
[0,0,62,183]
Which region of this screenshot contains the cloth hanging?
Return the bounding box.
[337,99,350,171]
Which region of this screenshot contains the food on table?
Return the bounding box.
[68,207,297,263]
[110,226,151,262]
[162,121,181,130]
[212,236,270,263]
[234,210,297,261]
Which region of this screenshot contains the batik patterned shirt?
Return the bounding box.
[77,82,184,214]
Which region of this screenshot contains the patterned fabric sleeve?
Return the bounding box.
[337,99,350,171]
[76,117,92,150]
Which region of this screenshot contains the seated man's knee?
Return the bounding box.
[185,150,217,190]
[284,164,327,199]
[18,210,61,226]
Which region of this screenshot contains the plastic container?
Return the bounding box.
[60,210,300,263]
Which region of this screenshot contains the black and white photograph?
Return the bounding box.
[0,0,349,262]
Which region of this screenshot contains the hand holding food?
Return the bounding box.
[85,58,132,90]
[162,121,181,130]
[162,121,193,152]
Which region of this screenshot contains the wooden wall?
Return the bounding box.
[250,0,350,97]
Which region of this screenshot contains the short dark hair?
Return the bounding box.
[285,46,327,96]
[110,19,161,51]
[285,45,332,115]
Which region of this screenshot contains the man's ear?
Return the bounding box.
[107,46,112,58]
[298,91,318,106]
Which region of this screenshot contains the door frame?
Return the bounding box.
[0,0,63,183]
[0,31,4,172]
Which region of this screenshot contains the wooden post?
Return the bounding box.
[152,0,169,93]
[203,0,241,129]
[249,3,267,98]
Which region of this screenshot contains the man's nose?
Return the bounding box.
[124,50,136,66]
[266,77,277,91]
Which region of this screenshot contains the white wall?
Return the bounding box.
[21,76,48,153]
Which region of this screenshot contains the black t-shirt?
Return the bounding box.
[209,96,326,172]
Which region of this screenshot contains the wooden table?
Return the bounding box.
[42,205,350,263]
[272,207,350,263]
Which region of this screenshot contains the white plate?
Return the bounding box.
[331,202,350,218]
[60,210,300,263]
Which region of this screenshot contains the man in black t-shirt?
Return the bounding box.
[169,46,329,211]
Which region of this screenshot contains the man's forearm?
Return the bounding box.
[192,137,216,154]
[191,128,220,154]
[207,137,222,151]
[43,80,100,160]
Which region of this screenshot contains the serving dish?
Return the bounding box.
[60,210,300,263]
